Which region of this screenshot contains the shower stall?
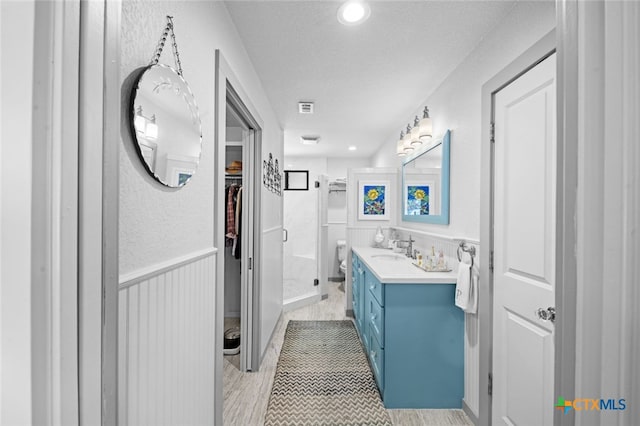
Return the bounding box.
[283,173,347,310]
[282,172,320,309]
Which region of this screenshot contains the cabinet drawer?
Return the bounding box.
[368,332,385,391]
[368,297,384,346]
[366,271,384,306]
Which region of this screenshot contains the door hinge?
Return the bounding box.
[490,122,495,144]
[314,278,319,286]
[248,257,253,270]
[489,250,494,273]
[488,373,493,396]
[314,181,320,188]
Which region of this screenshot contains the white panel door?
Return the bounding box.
[492,53,556,426]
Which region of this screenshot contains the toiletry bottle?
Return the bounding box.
[374,226,384,247]
[430,246,436,267]
[417,252,423,267]
[438,250,444,268]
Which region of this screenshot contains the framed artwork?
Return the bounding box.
[405,184,432,216]
[178,172,192,186]
[358,181,390,220]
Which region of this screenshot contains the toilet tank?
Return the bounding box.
[336,239,347,261]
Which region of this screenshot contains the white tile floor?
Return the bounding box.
[223,281,473,425]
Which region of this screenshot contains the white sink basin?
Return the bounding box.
[371,254,406,261]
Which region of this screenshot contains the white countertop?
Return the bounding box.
[352,246,458,284]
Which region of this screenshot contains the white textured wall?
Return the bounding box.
[371,1,556,242]
[119,0,284,416]
[368,2,555,419]
[120,1,218,274]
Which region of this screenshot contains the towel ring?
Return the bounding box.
[457,241,476,269]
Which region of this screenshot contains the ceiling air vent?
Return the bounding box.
[298,102,314,114]
[300,135,320,145]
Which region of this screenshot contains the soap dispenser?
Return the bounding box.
[374,226,384,247]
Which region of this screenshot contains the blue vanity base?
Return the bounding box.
[383,284,464,408]
[352,251,464,409]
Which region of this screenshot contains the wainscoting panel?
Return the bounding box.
[118,249,217,426]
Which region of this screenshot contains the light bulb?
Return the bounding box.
[403,124,414,153]
[396,131,406,156]
[145,115,158,139]
[418,106,433,142]
[410,115,422,146]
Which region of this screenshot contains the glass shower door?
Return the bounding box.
[283,177,319,304]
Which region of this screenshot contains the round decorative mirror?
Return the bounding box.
[130,64,202,187]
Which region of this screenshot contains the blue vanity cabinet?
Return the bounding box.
[351,251,365,340]
[353,252,464,409]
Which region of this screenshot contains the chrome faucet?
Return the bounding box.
[398,235,415,259]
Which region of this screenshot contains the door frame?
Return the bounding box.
[214,49,264,425]
[78,1,121,424]
[225,90,260,372]
[479,30,566,426]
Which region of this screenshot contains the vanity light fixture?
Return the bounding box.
[146,115,158,140]
[396,131,406,157]
[418,106,433,142]
[410,115,422,146]
[403,124,414,153]
[134,106,146,131]
[337,0,371,26]
[396,106,434,156]
[134,106,159,140]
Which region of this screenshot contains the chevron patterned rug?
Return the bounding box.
[264,320,392,426]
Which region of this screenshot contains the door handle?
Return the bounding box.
[283,228,288,242]
[535,307,556,323]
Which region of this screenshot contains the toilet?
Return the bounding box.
[337,239,347,275]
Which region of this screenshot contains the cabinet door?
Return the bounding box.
[368,294,385,346]
[356,267,365,332]
[368,331,385,391]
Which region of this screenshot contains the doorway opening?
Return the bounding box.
[222,84,262,373]
[480,30,557,426]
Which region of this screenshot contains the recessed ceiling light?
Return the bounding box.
[348,146,357,151]
[337,1,371,26]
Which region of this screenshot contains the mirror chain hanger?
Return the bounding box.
[151,15,183,76]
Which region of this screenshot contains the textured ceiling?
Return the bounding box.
[225,1,516,158]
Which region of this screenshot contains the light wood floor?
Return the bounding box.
[223,282,473,426]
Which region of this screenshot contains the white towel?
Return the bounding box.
[455,262,477,314]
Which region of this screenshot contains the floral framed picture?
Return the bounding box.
[405,184,431,216]
[358,181,390,220]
